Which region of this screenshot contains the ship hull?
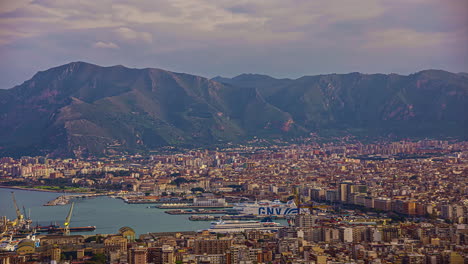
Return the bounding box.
[46,226,96,233]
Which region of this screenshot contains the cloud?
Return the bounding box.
[365,29,450,50]
[93,41,119,49]
[114,27,152,43]
[0,0,462,48]
[0,0,32,13]
[0,0,466,89]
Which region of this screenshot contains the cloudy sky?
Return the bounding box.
[0,0,467,89]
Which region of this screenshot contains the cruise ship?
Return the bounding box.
[232,200,308,216]
[203,219,283,233]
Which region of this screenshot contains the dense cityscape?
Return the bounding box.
[1,0,467,263]
[1,138,467,263]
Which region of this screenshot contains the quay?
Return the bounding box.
[153,204,233,209]
[124,199,191,204]
[189,214,286,221]
[164,209,229,215]
[43,193,107,206]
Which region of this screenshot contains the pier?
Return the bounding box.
[188,214,286,221]
[164,209,229,215]
[43,193,106,206]
[152,204,233,209]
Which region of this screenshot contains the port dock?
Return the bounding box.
[188,214,286,221]
[164,209,229,215]
[150,204,233,209]
[43,193,106,206]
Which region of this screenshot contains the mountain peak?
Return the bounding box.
[414,69,452,76]
[233,73,276,80]
[457,72,468,78]
[1,63,466,157]
[34,61,97,76]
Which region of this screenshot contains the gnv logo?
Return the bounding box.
[258,207,299,215]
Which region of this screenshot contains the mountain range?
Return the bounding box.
[0,62,466,157]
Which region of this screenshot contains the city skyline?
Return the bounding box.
[0,138,466,263]
[0,1,467,262]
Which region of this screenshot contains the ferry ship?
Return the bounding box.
[232,200,308,216]
[203,219,283,233]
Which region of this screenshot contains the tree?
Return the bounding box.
[86,253,107,264]
[85,236,97,243]
[170,177,188,186]
[191,187,205,193]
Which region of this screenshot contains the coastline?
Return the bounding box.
[0,187,220,235]
[0,185,86,194]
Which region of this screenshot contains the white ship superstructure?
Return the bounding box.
[233,200,308,216]
[203,220,282,233]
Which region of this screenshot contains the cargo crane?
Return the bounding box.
[292,187,330,214]
[63,202,75,235]
[22,206,32,231]
[293,187,312,214]
[11,192,24,227]
[22,206,27,221]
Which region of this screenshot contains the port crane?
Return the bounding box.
[22,206,32,230]
[11,192,24,227]
[22,206,27,221]
[63,202,75,235]
[292,187,330,214]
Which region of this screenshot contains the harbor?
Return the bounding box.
[149,197,234,209]
[1,191,99,252]
[0,188,227,235]
[164,209,230,215]
[203,219,284,234]
[122,197,191,204]
[153,204,233,209]
[43,193,108,206]
[188,214,286,221]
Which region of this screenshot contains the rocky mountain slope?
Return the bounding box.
[1,62,466,157]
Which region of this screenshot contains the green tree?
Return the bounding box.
[86,253,107,264]
[191,187,205,193]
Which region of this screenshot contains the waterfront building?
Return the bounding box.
[193,197,227,207]
[129,247,147,264]
[119,226,136,242]
[41,235,85,246]
[104,235,128,253]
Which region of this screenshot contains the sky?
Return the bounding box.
[0,0,467,89]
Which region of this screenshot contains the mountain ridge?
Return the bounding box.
[1,62,466,157]
[212,69,458,83]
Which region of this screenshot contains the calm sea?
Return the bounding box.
[0,188,211,235]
